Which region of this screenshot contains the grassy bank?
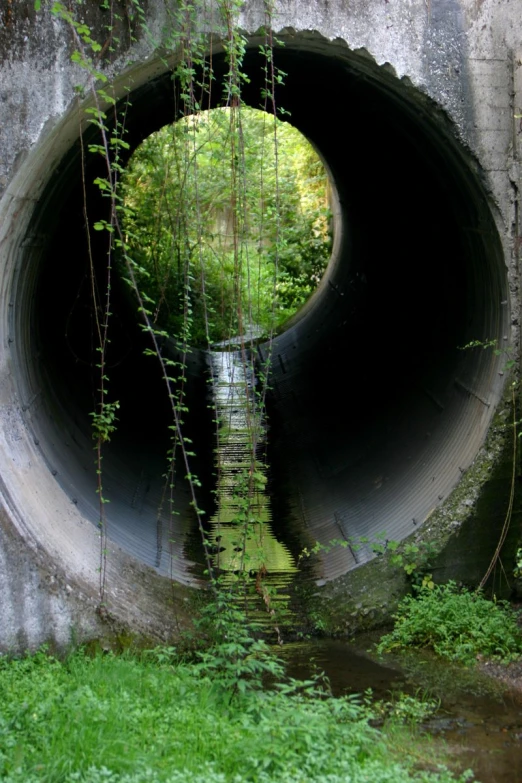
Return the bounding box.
[0,644,473,783]
[376,582,522,665]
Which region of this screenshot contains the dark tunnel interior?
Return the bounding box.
[20,40,508,584]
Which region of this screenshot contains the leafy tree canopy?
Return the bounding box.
[121,106,332,346]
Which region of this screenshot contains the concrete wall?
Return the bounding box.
[0,0,521,650]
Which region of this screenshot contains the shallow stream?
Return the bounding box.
[281,638,522,783]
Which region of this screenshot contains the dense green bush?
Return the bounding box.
[0,647,471,783]
[377,581,522,665]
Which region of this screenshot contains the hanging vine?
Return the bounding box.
[35,0,331,628]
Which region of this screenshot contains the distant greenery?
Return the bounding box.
[0,643,472,783]
[377,581,522,666]
[121,107,332,346]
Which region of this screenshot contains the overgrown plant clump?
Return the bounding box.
[0,647,472,783]
[373,690,440,727]
[192,590,288,696]
[377,581,522,666]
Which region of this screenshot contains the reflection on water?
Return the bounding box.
[281,637,522,783]
[208,350,297,605]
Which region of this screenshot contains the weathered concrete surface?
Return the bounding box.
[0,0,521,650]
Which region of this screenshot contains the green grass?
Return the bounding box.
[377,581,522,665]
[0,645,473,783]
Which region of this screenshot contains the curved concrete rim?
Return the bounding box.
[0,32,509,620]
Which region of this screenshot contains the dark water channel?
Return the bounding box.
[280,638,522,783]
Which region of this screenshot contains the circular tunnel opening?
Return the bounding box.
[120,106,334,349]
[12,38,508,588]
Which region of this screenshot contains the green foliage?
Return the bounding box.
[300,534,436,587]
[460,338,516,369]
[377,581,522,665]
[120,107,331,345]
[90,401,120,444]
[0,648,471,783]
[373,690,440,727]
[193,592,286,698]
[387,542,437,586]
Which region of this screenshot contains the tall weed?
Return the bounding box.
[377,581,522,665]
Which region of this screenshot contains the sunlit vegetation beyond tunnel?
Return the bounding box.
[120,107,332,347]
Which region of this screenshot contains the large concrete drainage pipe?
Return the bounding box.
[0,36,508,633]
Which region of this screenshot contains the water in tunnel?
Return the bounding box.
[12,38,508,590]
